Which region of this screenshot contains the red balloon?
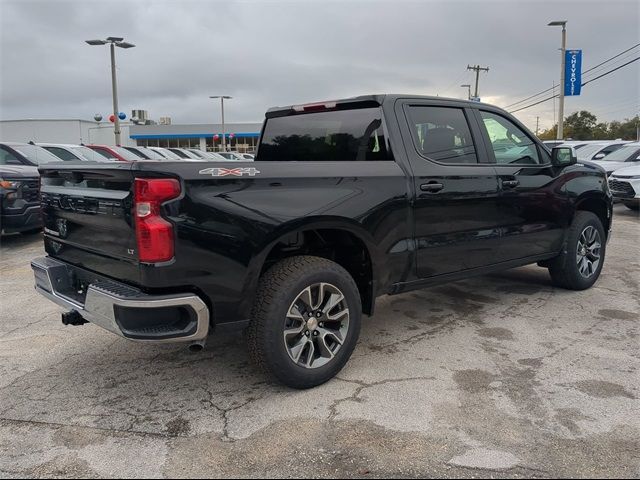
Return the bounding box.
[108,114,115,123]
[213,134,220,141]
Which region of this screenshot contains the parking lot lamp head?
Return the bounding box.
[85,37,135,145]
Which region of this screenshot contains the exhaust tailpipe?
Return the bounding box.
[62,310,88,326]
[188,340,206,353]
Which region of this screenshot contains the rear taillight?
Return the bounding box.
[134,178,181,263]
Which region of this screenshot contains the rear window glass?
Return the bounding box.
[258,107,390,161]
[10,144,62,164]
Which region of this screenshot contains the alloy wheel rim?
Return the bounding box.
[576,226,601,278]
[283,282,350,369]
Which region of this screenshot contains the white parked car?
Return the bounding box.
[38,143,112,162]
[217,152,245,161]
[587,142,640,175]
[187,149,227,161]
[167,148,205,161]
[608,165,640,211]
[147,147,183,160]
[575,141,630,161]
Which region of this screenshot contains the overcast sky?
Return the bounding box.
[1,0,638,132]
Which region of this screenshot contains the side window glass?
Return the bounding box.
[0,146,24,165]
[406,106,478,164]
[480,111,541,165]
[45,147,77,161]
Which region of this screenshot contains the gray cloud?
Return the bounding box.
[1,0,638,132]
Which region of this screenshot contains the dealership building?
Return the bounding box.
[0,118,263,152]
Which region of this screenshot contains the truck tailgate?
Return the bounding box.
[39,162,140,282]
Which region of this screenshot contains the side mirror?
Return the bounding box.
[593,153,606,160]
[551,146,577,167]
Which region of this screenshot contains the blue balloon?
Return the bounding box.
[118,112,126,120]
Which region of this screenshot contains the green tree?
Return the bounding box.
[564,111,598,140]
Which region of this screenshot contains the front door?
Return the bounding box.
[473,109,567,262]
[397,102,502,278]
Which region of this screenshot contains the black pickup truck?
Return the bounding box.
[31,95,612,388]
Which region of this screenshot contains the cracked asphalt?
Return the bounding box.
[1,205,638,478]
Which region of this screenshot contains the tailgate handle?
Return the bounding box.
[502,179,520,188]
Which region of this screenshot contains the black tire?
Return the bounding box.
[548,211,606,290]
[623,201,639,211]
[247,255,362,389]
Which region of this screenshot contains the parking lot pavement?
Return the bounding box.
[0,206,638,479]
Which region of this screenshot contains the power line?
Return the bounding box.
[509,56,640,114]
[503,43,640,109]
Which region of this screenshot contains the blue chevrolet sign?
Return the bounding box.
[565,49,582,96]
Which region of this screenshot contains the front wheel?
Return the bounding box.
[247,256,362,389]
[548,211,606,290]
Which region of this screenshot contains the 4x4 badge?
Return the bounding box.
[199,167,261,177]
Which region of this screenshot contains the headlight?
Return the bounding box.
[0,179,22,189]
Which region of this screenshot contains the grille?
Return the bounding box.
[22,180,40,202]
[608,179,636,198]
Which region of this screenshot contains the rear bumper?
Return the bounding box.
[1,204,41,234]
[31,256,209,343]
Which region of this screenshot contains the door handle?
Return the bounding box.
[502,179,520,188]
[420,182,444,193]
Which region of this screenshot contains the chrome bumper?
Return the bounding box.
[31,256,209,343]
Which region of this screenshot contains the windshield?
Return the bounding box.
[111,146,146,161]
[155,148,181,160]
[600,145,640,161]
[576,144,607,159]
[140,147,167,160]
[11,144,63,164]
[71,146,112,162]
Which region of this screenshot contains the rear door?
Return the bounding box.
[396,100,502,278]
[472,108,567,262]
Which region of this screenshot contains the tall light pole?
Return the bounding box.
[86,37,135,146]
[548,20,567,140]
[460,84,472,100]
[210,96,232,151]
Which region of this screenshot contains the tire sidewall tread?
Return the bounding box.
[247,255,362,389]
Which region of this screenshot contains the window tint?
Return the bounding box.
[10,144,61,164]
[44,147,80,161]
[406,106,477,164]
[0,146,25,165]
[93,148,117,160]
[258,107,390,161]
[480,111,541,165]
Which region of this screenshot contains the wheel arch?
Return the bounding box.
[240,217,381,318]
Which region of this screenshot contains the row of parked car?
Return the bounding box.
[0,141,254,235]
[543,139,640,211]
[1,138,638,236]
[1,142,255,165]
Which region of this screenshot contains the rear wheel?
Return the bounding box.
[548,211,606,290]
[247,256,361,389]
[623,201,639,211]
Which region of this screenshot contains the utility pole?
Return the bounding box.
[548,20,568,140]
[536,116,540,136]
[467,64,490,99]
